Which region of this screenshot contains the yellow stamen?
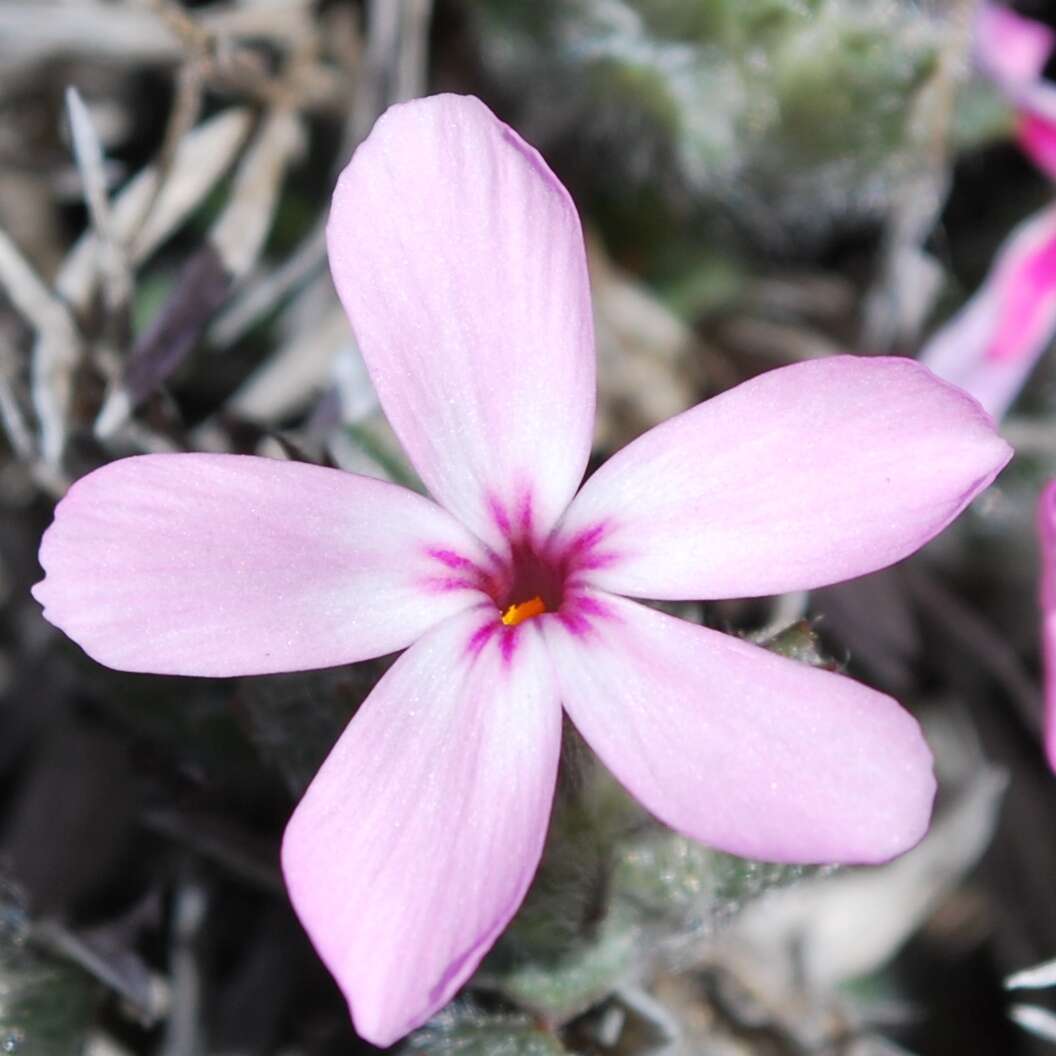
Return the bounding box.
[501,596,547,627]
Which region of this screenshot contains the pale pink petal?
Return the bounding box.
[33,454,492,676]
[1037,481,1056,772]
[555,356,1011,601]
[327,94,595,549]
[921,203,1056,420]
[282,606,561,1046]
[1019,79,1056,124]
[975,4,1056,122]
[976,3,1055,99]
[543,592,936,864]
[1019,110,1056,180]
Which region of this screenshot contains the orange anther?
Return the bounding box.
[501,596,547,627]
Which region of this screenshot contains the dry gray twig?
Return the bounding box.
[65,87,133,315]
[1010,1004,1056,1045]
[160,877,207,1056]
[219,279,354,426]
[210,107,306,281]
[0,322,37,463]
[207,226,326,350]
[1008,958,1056,991]
[95,107,305,437]
[15,108,249,472]
[0,227,81,474]
[32,918,169,1027]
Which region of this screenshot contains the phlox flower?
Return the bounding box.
[33,95,1011,1045]
[930,5,1056,779]
[975,3,1056,155]
[1038,483,1056,772]
[920,203,1056,420]
[921,4,1056,418]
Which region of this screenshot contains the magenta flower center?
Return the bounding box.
[493,542,565,625]
[427,523,610,634]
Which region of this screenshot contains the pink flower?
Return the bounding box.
[1020,109,1056,181]
[920,202,1056,420]
[934,9,1056,779]
[920,4,1056,418]
[33,96,1011,1045]
[975,4,1056,118]
[1039,482,1056,773]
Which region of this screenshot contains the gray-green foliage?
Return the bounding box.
[0,882,98,1056]
[471,0,1005,253]
[753,618,839,670]
[404,1006,569,1054]
[456,736,808,1037]
[399,628,838,1048]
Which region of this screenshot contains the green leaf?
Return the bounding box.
[490,909,641,1023]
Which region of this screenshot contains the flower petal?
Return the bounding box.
[1019,110,1056,181]
[543,592,936,864]
[1037,481,1056,773]
[921,203,1056,421]
[1019,78,1056,125]
[282,606,561,1046]
[975,3,1056,122]
[976,3,1055,102]
[33,454,492,676]
[327,94,595,549]
[556,356,1011,600]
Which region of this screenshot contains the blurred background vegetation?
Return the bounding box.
[0,1,1055,1053]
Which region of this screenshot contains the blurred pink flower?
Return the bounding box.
[1038,482,1056,772]
[1020,109,1056,180]
[975,2,1056,124]
[921,203,1056,420]
[935,7,1056,779]
[33,96,1012,1045]
[920,5,1056,417]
